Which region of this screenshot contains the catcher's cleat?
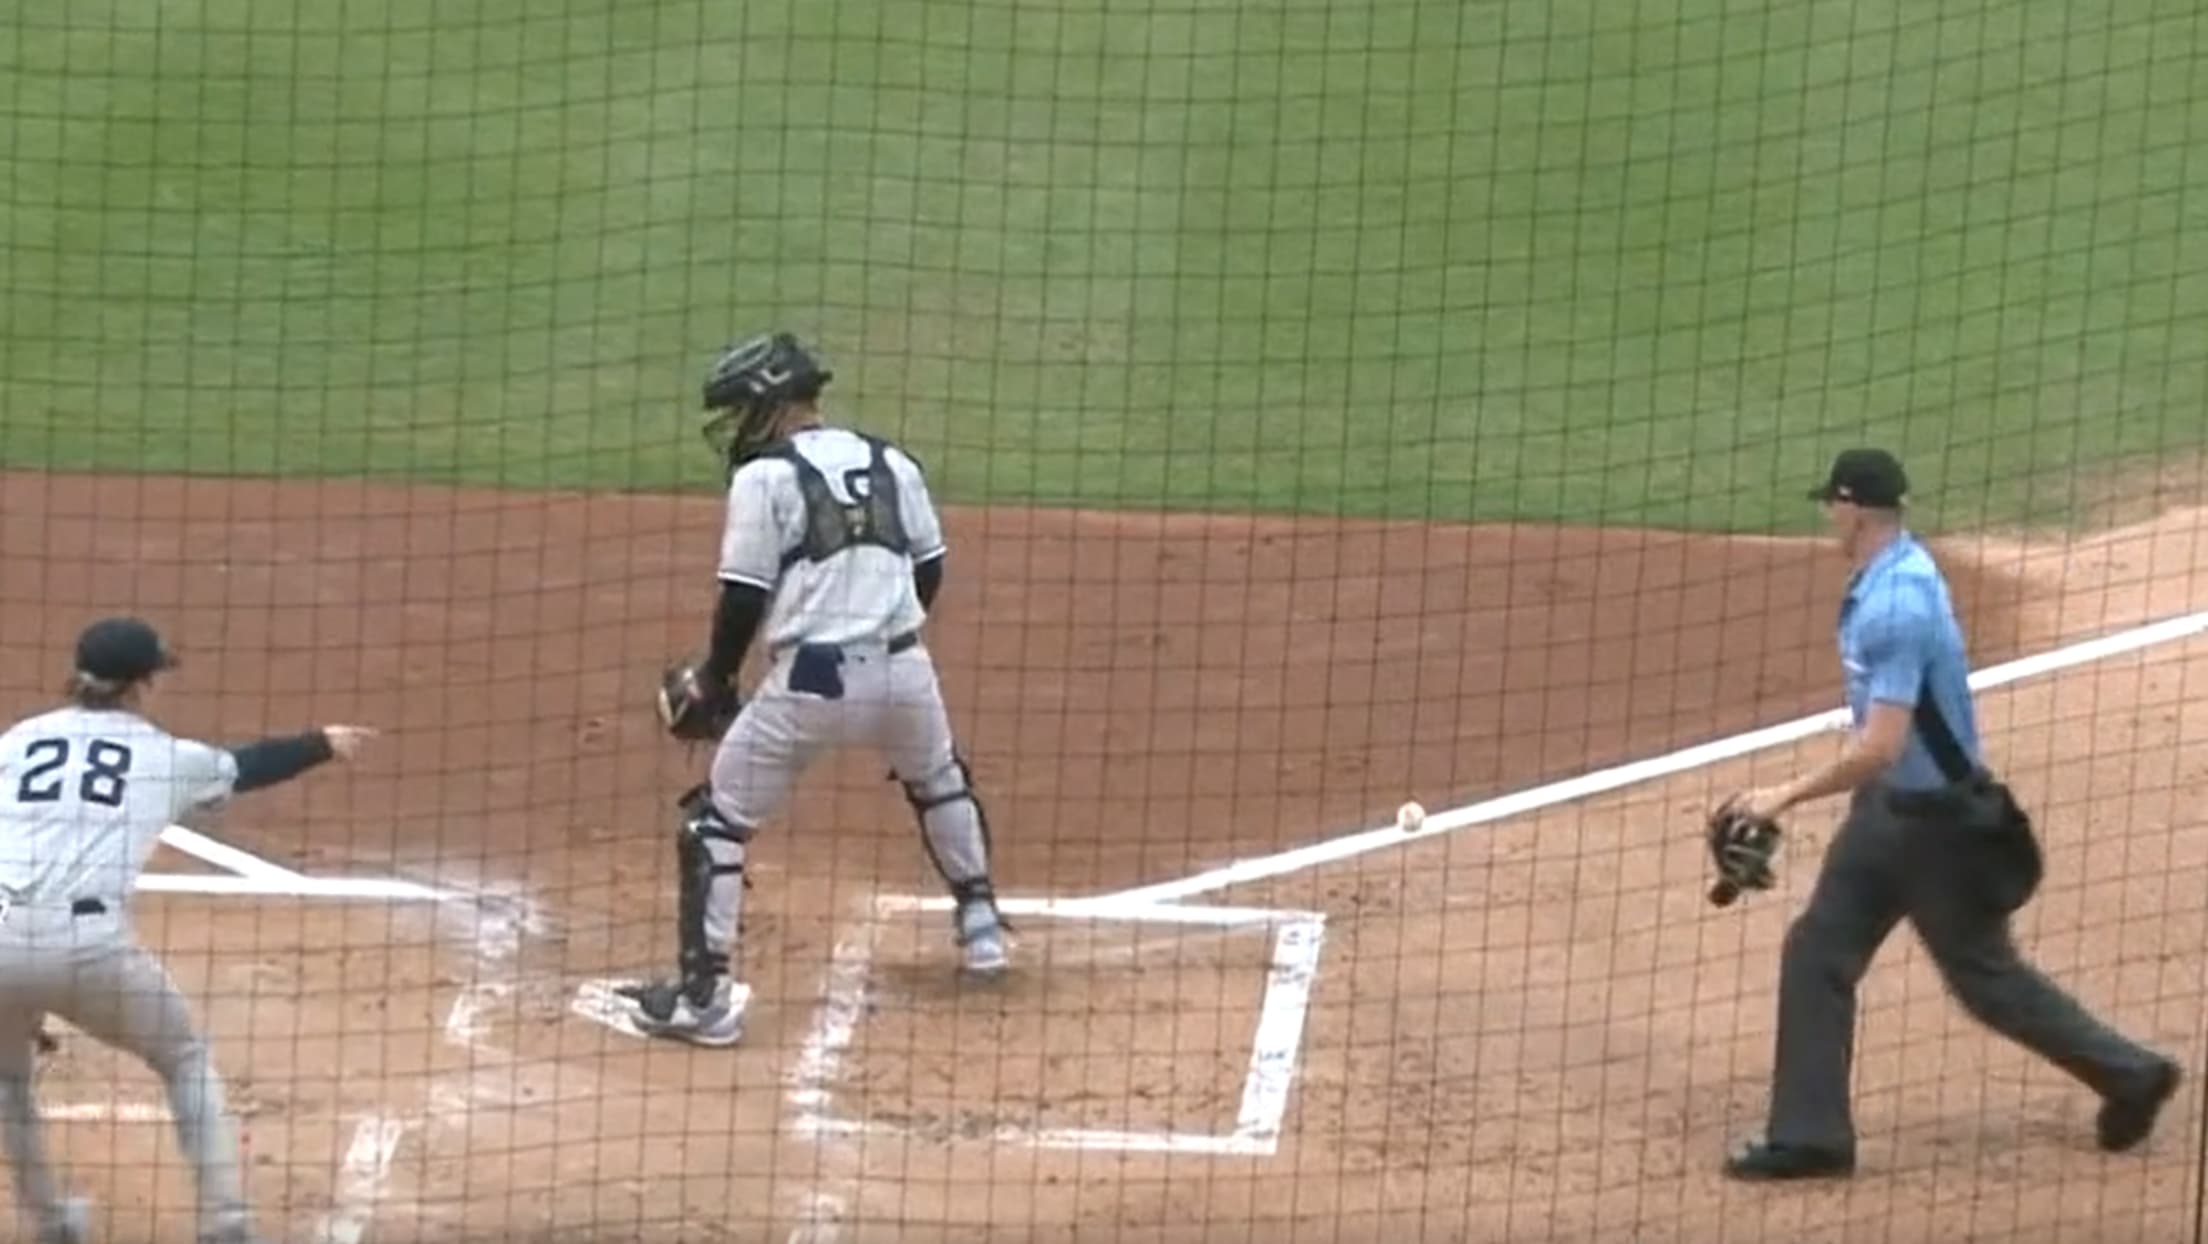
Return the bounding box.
[37,1197,89,1244]
[619,976,749,1047]
[955,901,1010,978]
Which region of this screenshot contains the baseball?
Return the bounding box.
[1396,800,1426,833]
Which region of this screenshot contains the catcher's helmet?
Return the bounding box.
[700,332,833,471]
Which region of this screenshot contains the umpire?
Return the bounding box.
[1721,448,2181,1180]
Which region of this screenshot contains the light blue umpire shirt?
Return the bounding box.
[1836,531,1984,791]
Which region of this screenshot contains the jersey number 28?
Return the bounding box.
[15,739,134,808]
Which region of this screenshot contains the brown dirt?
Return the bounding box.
[0,471,2201,1243]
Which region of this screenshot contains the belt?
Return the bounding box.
[0,897,107,920]
[781,630,920,657]
[1883,771,1997,816]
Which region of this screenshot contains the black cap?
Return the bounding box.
[1808,448,1909,508]
[73,617,177,684]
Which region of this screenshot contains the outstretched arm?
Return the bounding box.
[230,731,334,794]
[229,725,377,794]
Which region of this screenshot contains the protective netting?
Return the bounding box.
[1,0,2203,1240]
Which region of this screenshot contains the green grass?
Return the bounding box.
[2,0,2203,531]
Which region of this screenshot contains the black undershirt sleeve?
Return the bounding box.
[914,554,944,609]
[230,731,336,794]
[703,580,771,683]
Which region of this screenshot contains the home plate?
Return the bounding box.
[570,978,755,1042]
[571,980,653,1040]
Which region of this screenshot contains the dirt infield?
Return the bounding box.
[0,470,2201,1242]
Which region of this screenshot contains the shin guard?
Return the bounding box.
[676,783,751,1004]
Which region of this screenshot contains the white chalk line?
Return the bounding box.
[805,609,2197,1161]
[873,893,1288,927]
[760,896,1327,1160]
[45,1100,484,1135]
[754,902,1319,1228]
[1234,915,1326,1148]
[135,603,2195,1216]
[44,1101,172,1123]
[442,983,501,1047]
[802,1114,1277,1156]
[787,922,878,1127]
[566,898,1298,1045]
[313,1115,411,1244]
[1099,607,2208,908]
[144,820,454,902]
[159,824,305,882]
[784,916,880,1244]
[442,888,541,1045]
[304,886,546,1243]
[135,872,450,901]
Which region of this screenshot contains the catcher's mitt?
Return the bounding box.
[1705,798,1783,906]
[657,658,741,743]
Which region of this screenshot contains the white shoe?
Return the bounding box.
[41,1197,89,1244]
[198,1209,273,1244]
[620,976,750,1047]
[956,903,1010,977]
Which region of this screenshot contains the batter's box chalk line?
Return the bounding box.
[762,609,2201,1159]
[574,609,2207,1162]
[567,894,1328,1158]
[54,834,483,1244]
[144,823,454,902]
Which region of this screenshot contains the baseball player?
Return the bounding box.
[619,331,1010,1047]
[1711,449,2181,1180]
[0,617,375,1243]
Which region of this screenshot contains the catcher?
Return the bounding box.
[619,332,1011,1047]
[1704,448,2179,1180]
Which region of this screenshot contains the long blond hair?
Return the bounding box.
[64,671,137,710]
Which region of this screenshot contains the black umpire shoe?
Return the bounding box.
[1723,1138,1856,1181]
[2098,1058,2182,1153]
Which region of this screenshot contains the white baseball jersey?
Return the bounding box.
[0,707,237,906]
[716,426,947,649]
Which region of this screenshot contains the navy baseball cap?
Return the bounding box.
[73,617,178,683]
[1808,448,1909,508]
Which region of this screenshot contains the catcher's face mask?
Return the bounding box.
[701,401,784,475]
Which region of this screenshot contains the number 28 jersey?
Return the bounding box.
[0,707,238,906]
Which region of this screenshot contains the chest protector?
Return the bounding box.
[771,435,913,570]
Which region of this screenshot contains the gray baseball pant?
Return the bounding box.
[0,903,250,1240]
[698,639,994,959]
[1766,785,2166,1151]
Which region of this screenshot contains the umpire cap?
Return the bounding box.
[74,617,178,684]
[1809,448,1909,509]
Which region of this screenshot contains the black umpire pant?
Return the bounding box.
[1767,783,2165,1152]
